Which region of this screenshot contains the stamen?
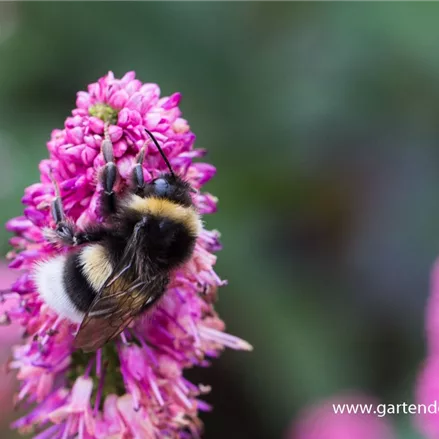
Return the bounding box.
[32,425,62,439]
[173,385,192,410]
[120,331,129,345]
[198,326,253,351]
[148,374,164,406]
[95,348,102,378]
[156,307,187,334]
[93,361,107,416]
[78,416,85,439]
[83,358,95,378]
[61,416,73,439]
[187,317,201,347]
[40,315,63,345]
[134,332,159,367]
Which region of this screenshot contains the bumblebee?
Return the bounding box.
[33,128,201,352]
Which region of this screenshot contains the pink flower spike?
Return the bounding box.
[3,71,251,438]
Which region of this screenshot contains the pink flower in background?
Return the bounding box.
[5,72,251,438]
[425,258,439,355]
[415,257,439,438]
[289,393,395,439]
[415,356,439,438]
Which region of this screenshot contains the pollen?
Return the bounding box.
[89,103,119,124]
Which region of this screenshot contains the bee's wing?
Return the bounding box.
[73,260,165,352]
[73,226,168,352]
[73,277,144,352]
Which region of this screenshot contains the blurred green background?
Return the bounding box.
[1,2,439,438]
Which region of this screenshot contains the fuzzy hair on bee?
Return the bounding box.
[33,128,201,352]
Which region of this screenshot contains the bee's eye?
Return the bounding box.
[153,178,169,196]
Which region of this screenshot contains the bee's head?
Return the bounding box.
[141,129,197,207]
[144,173,195,207]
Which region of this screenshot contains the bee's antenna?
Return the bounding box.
[144,129,175,178]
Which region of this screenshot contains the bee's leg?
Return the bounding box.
[131,145,146,196]
[100,124,119,216]
[71,226,108,245]
[47,171,77,246]
[49,170,65,226]
[47,171,107,246]
[45,223,108,247]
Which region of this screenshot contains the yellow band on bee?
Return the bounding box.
[127,195,201,236]
[79,244,113,292]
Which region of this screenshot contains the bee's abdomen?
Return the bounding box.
[64,245,113,312]
[33,253,87,323]
[33,244,113,323]
[62,251,96,314]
